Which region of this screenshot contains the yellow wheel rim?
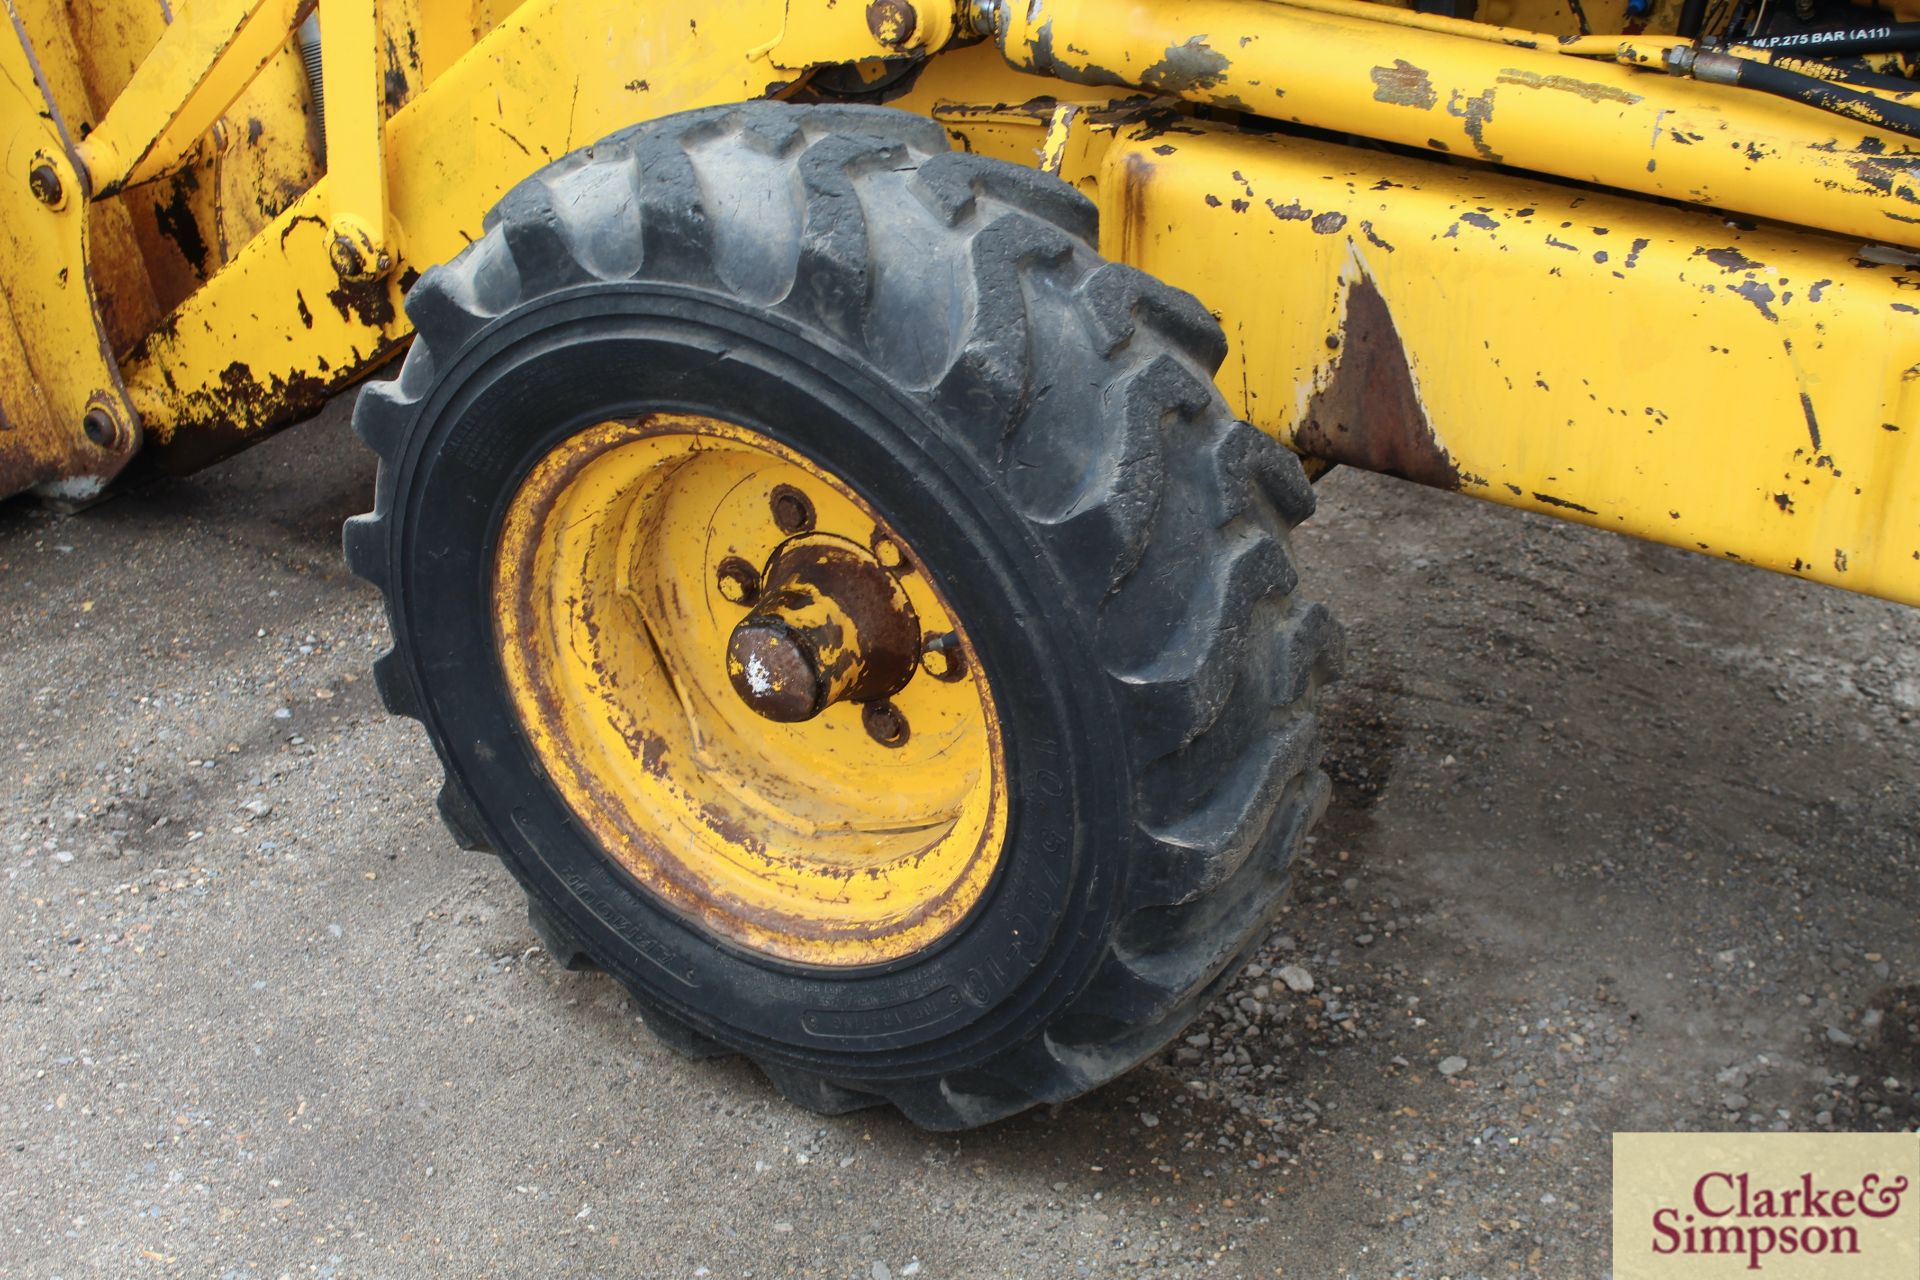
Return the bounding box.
[492,413,1009,967]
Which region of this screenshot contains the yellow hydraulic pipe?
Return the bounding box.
[985,0,1920,246]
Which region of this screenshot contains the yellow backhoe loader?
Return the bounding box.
[3,0,1914,1127]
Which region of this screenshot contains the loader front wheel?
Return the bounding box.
[344,102,1340,1129]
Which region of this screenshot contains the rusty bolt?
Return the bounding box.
[81,408,123,450]
[769,484,815,535]
[715,556,761,606]
[328,234,366,279]
[862,699,910,748]
[920,631,966,682]
[866,0,917,48]
[328,227,392,283]
[28,163,62,207]
[871,532,907,572]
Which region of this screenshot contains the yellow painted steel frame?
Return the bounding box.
[75,0,303,197]
[115,0,939,466]
[2,0,1915,603]
[1109,115,1919,601]
[0,0,138,499]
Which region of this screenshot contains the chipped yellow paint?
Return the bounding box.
[493,413,1009,967]
[74,0,303,196]
[990,0,1920,248]
[1092,120,1920,604]
[0,4,137,499]
[118,0,905,455]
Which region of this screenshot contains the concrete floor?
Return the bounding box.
[2,395,1915,1277]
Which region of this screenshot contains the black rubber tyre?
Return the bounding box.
[344,102,1341,1129]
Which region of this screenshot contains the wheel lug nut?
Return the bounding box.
[871,532,906,572]
[769,484,814,535]
[862,700,909,748]
[920,631,965,681]
[715,556,761,605]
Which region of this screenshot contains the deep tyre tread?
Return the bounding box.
[629,996,734,1062]
[526,900,597,972]
[435,780,491,853]
[344,101,1339,1130]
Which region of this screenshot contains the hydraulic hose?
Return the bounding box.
[1742,20,1920,57]
[1678,46,1920,136]
[1751,48,1920,93]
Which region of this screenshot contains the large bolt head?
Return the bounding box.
[28,163,63,207]
[82,408,124,450]
[726,618,827,722]
[866,0,918,48]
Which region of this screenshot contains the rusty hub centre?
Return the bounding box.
[725,535,921,723]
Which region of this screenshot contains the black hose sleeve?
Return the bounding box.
[1677,0,1711,39]
[1743,21,1920,57]
[1762,52,1920,94]
[1693,49,1920,136]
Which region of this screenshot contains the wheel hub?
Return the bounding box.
[726,536,921,723]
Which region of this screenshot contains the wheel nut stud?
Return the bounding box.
[920,631,965,681]
[769,485,814,535]
[862,700,909,748]
[715,556,761,606]
[872,532,906,571]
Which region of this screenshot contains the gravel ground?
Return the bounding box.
[1,394,1915,1278]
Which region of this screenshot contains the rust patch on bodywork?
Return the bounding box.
[1495,68,1643,105]
[1372,60,1439,110]
[1294,277,1461,491]
[326,273,401,329]
[1142,36,1230,94]
[141,359,340,475]
[1446,88,1499,162]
